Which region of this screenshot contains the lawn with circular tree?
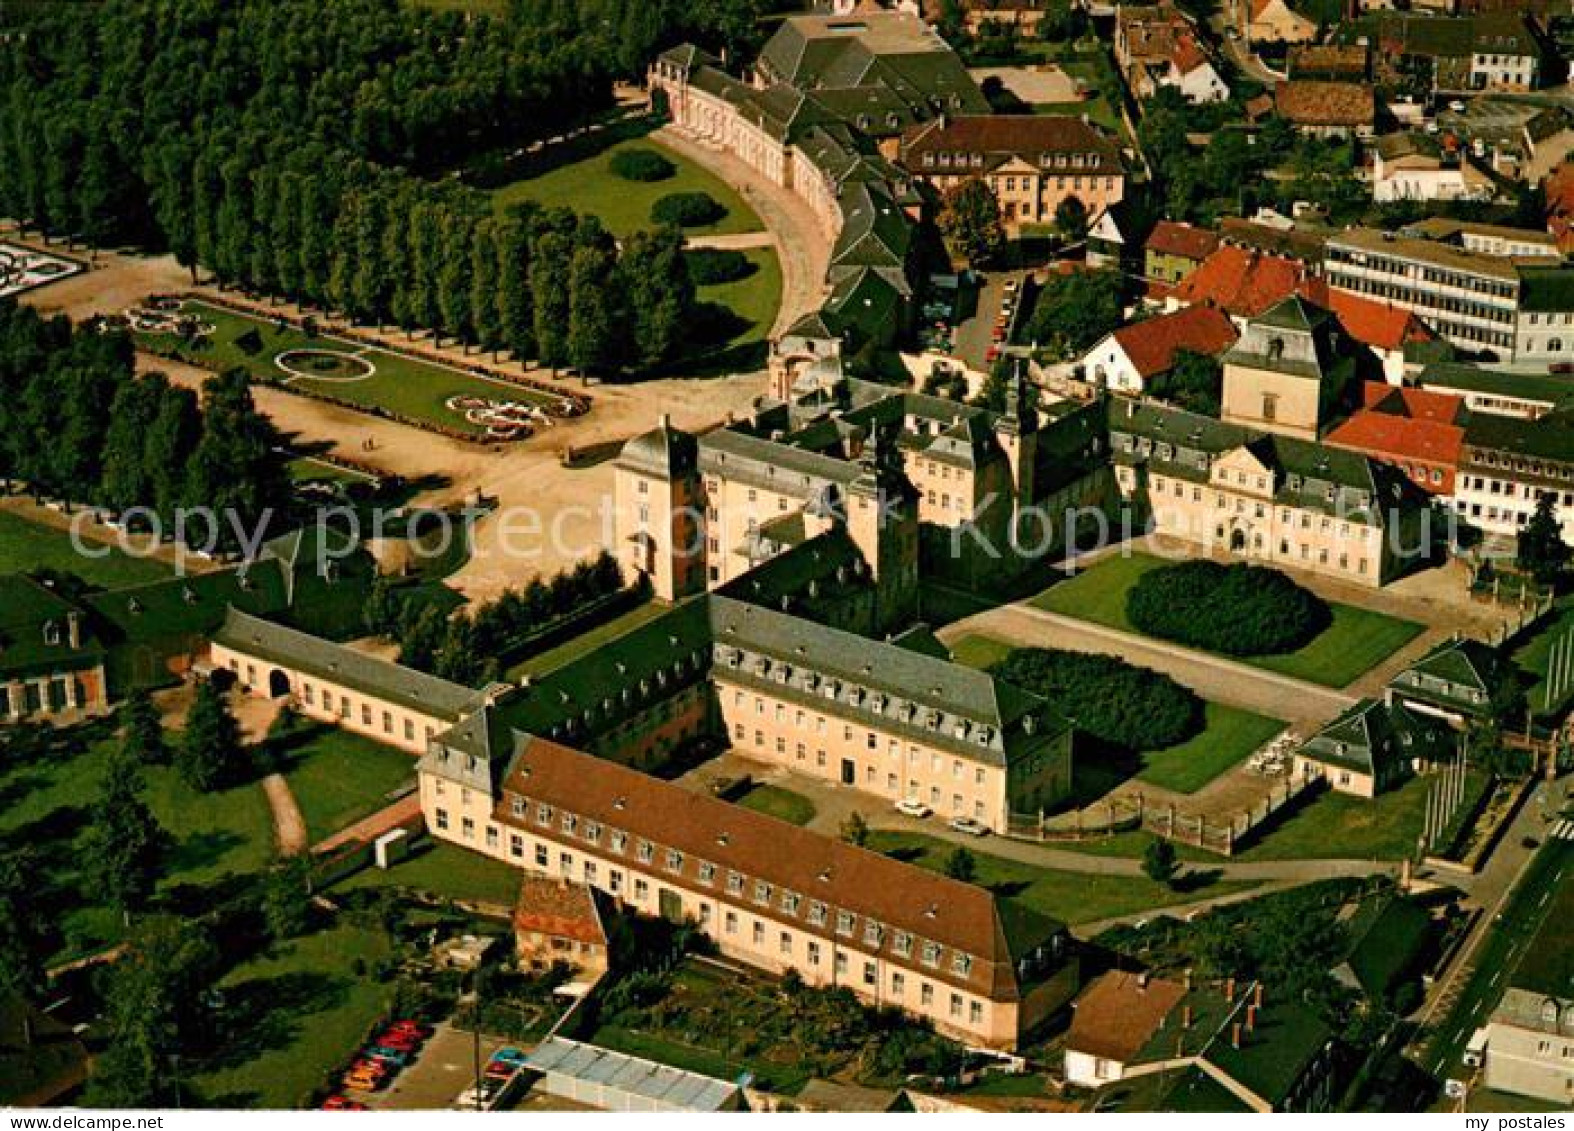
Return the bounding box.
[1126,560,1331,656]
[989,646,1202,751]
[610,147,676,182]
[652,190,725,228]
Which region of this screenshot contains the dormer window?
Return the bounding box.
[610,830,628,854]
[893,932,913,957]
[753,880,772,905]
[921,941,942,967]
[836,910,856,936]
[535,804,553,826]
[665,848,683,873]
[636,840,655,864]
[727,871,745,896]
[808,901,828,926]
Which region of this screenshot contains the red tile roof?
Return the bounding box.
[1066,971,1188,1063]
[1274,80,1375,128]
[515,875,607,947]
[1147,220,1221,264]
[1325,385,1466,480]
[1171,30,1209,76]
[1170,246,1308,319]
[1111,303,1239,379]
[1299,280,1435,352]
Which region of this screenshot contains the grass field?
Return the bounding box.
[507,599,668,679]
[865,831,1258,925]
[1137,703,1287,794]
[697,247,782,349]
[1233,771,1441,862]
[0,510,172,586]
[952,632,1285,794]
[737,783,816,826]
[0,728,275,963]
[275,727,417,844]
[1032,552,1424,687]
[1514,596,1574,716]
[195,923,394,1108]
[337,841,523,906]
[491,136,764,239]
[138,300,562,436]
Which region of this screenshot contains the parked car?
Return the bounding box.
[364,1046,410,1068]
[321,1096,367,1111]
[456,1079,505,1109]
[895,798,933,818]
[343,1064,387,1092]
[491,1047,529,1068]
[386,1019,433,1037]
[376,1029,423,1051]
[484,1059,517,1081]
[948,816,990,837]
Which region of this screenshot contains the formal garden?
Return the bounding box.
[1033,553,1425,687]
[134,300,574,440]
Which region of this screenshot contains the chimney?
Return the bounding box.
[1253,983,1264,1009]
[659,413,672,429]
[1247,1005,1258,1033]
[1184,968,1194,991]
[1137,971,1149,990]
[1231,1023,1242,1050]
[1225,976,1236,1002]
[67,611,81,650]
[1182,1004,1193,1030]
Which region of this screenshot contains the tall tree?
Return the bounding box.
[620,226,693,366]
[567,239,624,379]
[182,369,290,549]
[100,373,168,513]
[1518,493,1571,584]
[176,678,247,792]
[0,849,47,998]
[938,178,1005,268]
[120,688,170,767]
[80,766,165,923]
[531,231,574,375]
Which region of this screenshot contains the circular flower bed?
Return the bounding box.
[275,349,375,381]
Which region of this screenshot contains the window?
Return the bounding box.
[922,942,942,967]
[461,816,475,840]
[836,910,856,936]
[509,833,523,859]
[535,844,548,867]
[727,872,745,896]
[435,808,449,831]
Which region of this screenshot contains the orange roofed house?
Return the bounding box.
[898,115,1125,235]
[1298,280,1437,384]
[514,874,613,978]
[1077,303,1239,395]
[1167,245,1311,325]
[1145,220,1221,287]
[1273,80,1376,140]
[1324,383,1468,495]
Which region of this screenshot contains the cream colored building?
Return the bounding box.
[1220,296,1356,442]
[420,731,1079,1049]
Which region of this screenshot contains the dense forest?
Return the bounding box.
[0,0,767,373]
[0,300,290,544]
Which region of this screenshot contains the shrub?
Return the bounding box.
[1126,561,1330,656]
[683,248,752,286]
[610,148,676,182]
[990,647,1202,751]
[651,191,725,228]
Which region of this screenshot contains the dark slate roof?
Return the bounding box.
[1298,698,1451,777]
[1464,407,1574,465]
[213,607,483,721]
[1516,263,1574,314]
[1387,636,1501,716]
[1336,895,1434,997]
[0,575,103,680]
[617,418,699,479]
[1416,362,1574,410]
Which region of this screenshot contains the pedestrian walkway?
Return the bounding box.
[313,792,422,856]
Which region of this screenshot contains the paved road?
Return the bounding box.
[943,603,1359,728]
[1414,777,1574,1088]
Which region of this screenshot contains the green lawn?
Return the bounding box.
[1233,772,1441,862]
[1138,703,1287,794]
[194,923,394,1109]
[491,136,764,239]
[337,841,523,906]
[507,599,668,679]
[288,457,376,486]
[865,831,1258,925]
[697,247,782,348]
[1032,552,1424,687]
[737,783,816,826]
[138,300,563,435]
[953,632,1284,794]
[0,728,275,963]
[276,727,418,844]
[0,510,171,586]
[949,633,1015,671]
[1514,596,1574,716]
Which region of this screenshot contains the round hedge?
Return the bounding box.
[990,647,1202,751]
[651,191,725,228]
[610,148,676,182]
[683,248,752,286]
[1126,561,1330,656]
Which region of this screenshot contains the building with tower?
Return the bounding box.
[1220,296,1358,441]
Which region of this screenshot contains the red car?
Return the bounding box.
[385,1019,433,1039]
[376,1029,423,1051]
[483,1059,516,1081]
[321,1096,367,1111]
[985,344,1001,362]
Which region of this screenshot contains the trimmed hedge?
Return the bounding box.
[1126,561,1330,656]
[990,647,1202,751]
[652,191,725,227]
[683,248,752,286]
[610,147,676,182]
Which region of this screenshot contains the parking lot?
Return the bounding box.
[354,1023,523,1111]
